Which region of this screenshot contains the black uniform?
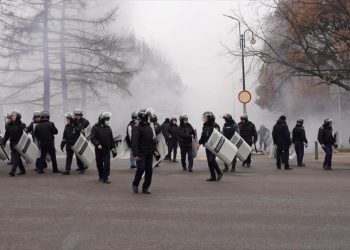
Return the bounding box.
[199,122,222,180]
[60,123,82,172]
[167,123,179,161]
[90,122,115,182]
[161,118,170,159]
[75,117,90,133]
[132,120,156,192]
[26,121,46,170]
[222,121,239,172]
[74,117,90,170]
[292,124,308,166]
[1,121,26,175]
[272,117,291,169]
[126,119,137,168]
[178,122,196,171]
[239,120,257,167]
[318,123,336,170]
[35,120,60,173]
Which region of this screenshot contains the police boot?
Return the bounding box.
[17,171,26,176]
[8,172,15,177]
[216,173,223,181]
[223,165,229,172]
[61,171,70,175]
[142,189,151,194]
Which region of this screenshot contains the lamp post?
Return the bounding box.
[224,15,256,115]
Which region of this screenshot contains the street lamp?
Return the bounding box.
[224,15,256,115]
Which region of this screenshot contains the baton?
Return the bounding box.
[254,143,258,153]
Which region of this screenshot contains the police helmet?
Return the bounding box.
[131,111,138,120]
[138,109,151,121]
[296,118,304,125]
[73,109,83,116]
[179,114,189,122]
[223,113,233,121]
[33,111,41,119]
[65,112,74,120]
[40,111,50,121]
[240,114,248,121]
[11,110,22,120]
[203,111,215,123]
[151,114,158,123]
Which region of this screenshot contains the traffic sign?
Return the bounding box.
[238,90,252,104]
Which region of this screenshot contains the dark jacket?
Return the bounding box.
[239,121,257,145]
[272,119,291,148]
[178,122,196,147]
[153,122,161,135]
[26,121,39,143]
[168,124,179,142]
[61,124,81,146]
[222,121,239,140]
[35,120,58,144]
[90,123,115,150]
[125,120,137,147]
[199,122,220,145]
[292,125,308,144]
[161,120,170,140]
[318,125,335,146]
[131,121,156,156]
[1,121,26,149]
[74,117,90,134]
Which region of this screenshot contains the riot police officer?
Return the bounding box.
[125,111,138,169]
[222,114,239,172]
[197,111,223,181]
[167,116,179,162]
[26,111,44,171]
[90,112,117,183]
[150,113,162,167]
[239,115,257,167]
[292,119,308,167]
[61,112,83,175]
[35,111,60,174]
[0,111,26,176]
[178,114,196,172]
[131,109,157,194]
[73,109,89,171]
[318,119,337,170]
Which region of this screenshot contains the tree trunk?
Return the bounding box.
[60,0,68,113]
[43,0,51,111]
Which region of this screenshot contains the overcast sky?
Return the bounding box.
[111,0,275,126]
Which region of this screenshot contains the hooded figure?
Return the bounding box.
[272,115,292,170]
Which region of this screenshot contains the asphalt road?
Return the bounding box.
[0,153,349,250]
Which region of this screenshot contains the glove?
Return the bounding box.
[111,148,117,158]
[60,142,65,152]
[334,144,338,149]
